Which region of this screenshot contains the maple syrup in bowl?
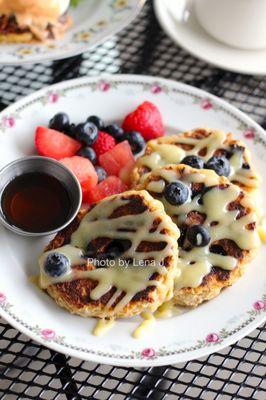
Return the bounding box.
[0,156,82,236]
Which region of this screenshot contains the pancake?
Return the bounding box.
[39,190,180,318]
[132,128,259,196]
[0,13,71,43]
[137,164,260,307]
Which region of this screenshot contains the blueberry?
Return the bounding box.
[75,122,98,145]
[66,123,76,138]
[181,155,204,169]
[124,130,145,154]
[44,253,70,277]
[77,147,97,164]
[164,181,189,205]
[87,115,105,130]
[105,124,124,141]
[187,225,211,247]
[205,156,230,177]
[49,112,69,133]
[95,166,107,182]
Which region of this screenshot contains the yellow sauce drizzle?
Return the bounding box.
[140,167,259,291]
[136,130,259,189]
[93,318,115,337]
[132,311,155,339]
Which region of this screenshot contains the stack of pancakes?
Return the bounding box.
[39,128,260,320]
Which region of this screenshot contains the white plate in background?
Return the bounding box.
[0,0,145,65]
[154,0,266,75]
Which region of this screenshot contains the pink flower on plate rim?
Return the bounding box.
[243,128,255,139]
[141,348,156,358]
[0,292,6,303]
[205,333,220,343]
[151,85,162,94]
[48,92,59,103]
[2,116,15,128]
[41,329,56,340]
[98,81,110,92]
[253,300,265,311]
[200,98,213,110]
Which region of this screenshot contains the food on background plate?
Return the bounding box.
[39,190,179,320]
[0,0,72,43]
[136,164,260,307]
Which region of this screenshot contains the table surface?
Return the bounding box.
[0,2,265,399]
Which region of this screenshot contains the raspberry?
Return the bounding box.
[92,131,116,159]
[121,101,164,141]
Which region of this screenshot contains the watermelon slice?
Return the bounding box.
[60,156,98,200]
[84,176,127,204]
[35,126,81,160]
[99,141,135,179]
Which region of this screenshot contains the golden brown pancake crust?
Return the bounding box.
[0,14,71,43]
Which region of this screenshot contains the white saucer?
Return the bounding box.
[154,0,266,75]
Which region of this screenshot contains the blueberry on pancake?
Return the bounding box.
[132,128,259,196]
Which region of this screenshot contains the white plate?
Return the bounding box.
[0,75,265,367]
[154,0,266,76]
[0,0,145,65]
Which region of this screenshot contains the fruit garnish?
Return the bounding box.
[119,159,135,186]
[77,147,97,165]
[49,112,70,133]
[87,115,105,130]
[92,131,116,158]
[187,225,211,247]
[181,155,204,169]
[99,141,135,177]
[75,122,98,146]
[60,156,98,200]
[95,166,108,182]
[206,156,230,177]
[122,101,164,140]
[44,253,70,277]
[35,126,81,160]
[123,130,145,154]
[164,181,189,206]
[84,176,127,204]
[104,124,124,141]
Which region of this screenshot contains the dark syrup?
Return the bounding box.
[1,172,72,233]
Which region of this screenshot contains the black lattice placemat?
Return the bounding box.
[0,1,265,399]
